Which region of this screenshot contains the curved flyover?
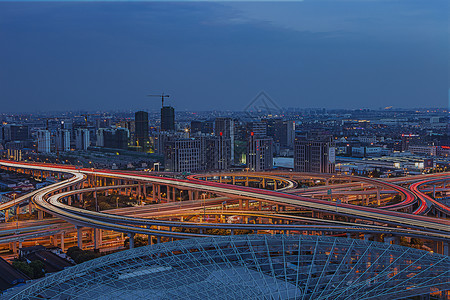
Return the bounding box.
[1,161,449,241]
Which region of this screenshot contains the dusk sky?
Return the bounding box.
[0,0,448,113]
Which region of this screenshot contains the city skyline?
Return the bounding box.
[1,1,448,113]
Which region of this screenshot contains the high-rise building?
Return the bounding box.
[1,124,29,142]
[37,130,51,153]
[56,129,71,152]
[205,135,232,171]
[75,129,90,151]
[247,133,273,171]
[96,117,112,130]
[266,119,295,148]
[161,106,175,131]
[190,121,203,134]
[164,139,203,173]
[294,136,335,173]
[97,128,129,149]
[135,111,149,148]
[401,134,421,152]
[247,121,267,138]
[215,118,234,162]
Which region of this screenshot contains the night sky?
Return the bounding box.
[0,0,448,113]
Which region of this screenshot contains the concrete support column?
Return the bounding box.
[188,190,193,201]
[146,225,152,245]
[12,242,17,255]
[157,185,161,202]
[128,233,135,249]
[76,226,83,249]
[93,228,101,250]
[52,234,58,247]
[152,184,156,202]
[38,210,43,220]
[60,232,65,252]
[376,187,381,206]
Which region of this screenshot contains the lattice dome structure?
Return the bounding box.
[4,235,449,300]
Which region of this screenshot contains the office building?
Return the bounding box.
[135,111,149,148]
[164,139,203,173]
[247,133,273,171]
[56,129,71,152]
[401,134,421,152]
[247,121,267,138]
[75,129,90,151]
[205,135,232,171]
[1,124,29,142]
[97,128,129,149]
[161,106,175,131]
[96,118,112,129]
[190,121,203,134]
[37,130,51,153]
[215,118,235,162]
[294,136,335,173]
[266,119,295,148]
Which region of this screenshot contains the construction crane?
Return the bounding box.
[81,114,100,128]
[147,93,170,108]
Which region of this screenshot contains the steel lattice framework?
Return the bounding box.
[3,235,449,300]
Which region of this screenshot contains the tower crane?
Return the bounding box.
[147,93,170,108]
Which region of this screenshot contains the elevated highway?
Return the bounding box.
[0,160,448,254]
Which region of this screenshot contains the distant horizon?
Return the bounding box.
[1,107,448,116]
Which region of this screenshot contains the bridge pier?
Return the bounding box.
[60,232,65,252]
[157,185,161,203]
[376,187,381,206]
[443,242,449,256]
[76,226,83,249]
[146,226,152,245]
[93,228,101,250]
[127,233,135,249]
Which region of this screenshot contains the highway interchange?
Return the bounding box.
[0,160,449,254]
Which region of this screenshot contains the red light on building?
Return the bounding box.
[251,132,254,136]
[220,132,223,136]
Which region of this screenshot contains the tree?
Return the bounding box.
[12,260,45,279]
